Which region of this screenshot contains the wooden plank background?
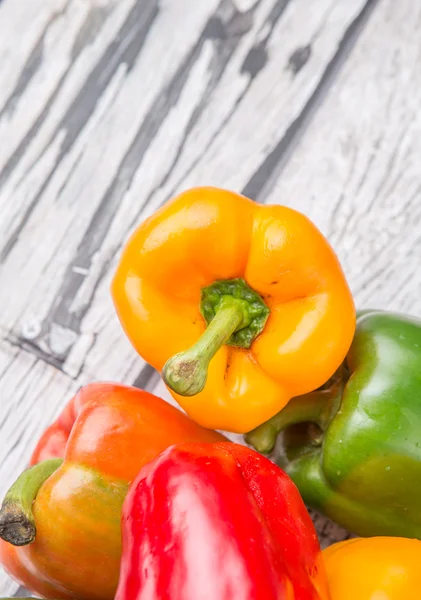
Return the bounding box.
[1,0,420,595]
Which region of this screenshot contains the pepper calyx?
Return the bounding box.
[201,278,269,349]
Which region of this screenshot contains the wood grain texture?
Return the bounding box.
[0,0,419,594]
[264,0,421,316]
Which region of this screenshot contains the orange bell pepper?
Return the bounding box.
[0,383,224,600]
[323,537,421,600]
[112,187,355,433]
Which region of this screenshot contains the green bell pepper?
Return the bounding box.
[246,309,421,537]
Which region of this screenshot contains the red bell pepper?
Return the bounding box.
[116,442,330,600]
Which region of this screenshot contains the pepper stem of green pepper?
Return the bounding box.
[245,374,344,453]
[0,458,63,546]
[163,301,246,396]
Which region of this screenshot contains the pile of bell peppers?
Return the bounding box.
[0,187,420,600]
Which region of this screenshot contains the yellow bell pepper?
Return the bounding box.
[112,187,355,433]
[323,537,421,600]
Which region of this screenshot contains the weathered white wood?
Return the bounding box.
[2,0,419,594]
[264,0,421,319]
[0,339,77,495]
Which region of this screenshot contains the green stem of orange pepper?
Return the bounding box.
[163,278,270,396]
[163,299,245,396]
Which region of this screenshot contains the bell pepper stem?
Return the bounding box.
[0,458,63,546]
[163,302,245,396]
[245,388,340,454]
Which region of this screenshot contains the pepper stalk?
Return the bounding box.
[0,458,62,546]
[163,278,270,396]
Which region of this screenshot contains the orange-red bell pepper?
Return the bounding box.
[116,442,330,600]
[0,383,224,600]
[323,537,421,600]
[112,187,355,433]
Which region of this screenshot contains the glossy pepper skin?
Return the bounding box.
[116,442,330,600]
[247,310,421,538]
[0,383,224,600]
[112,186,355,433]
[323,537,421,600]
